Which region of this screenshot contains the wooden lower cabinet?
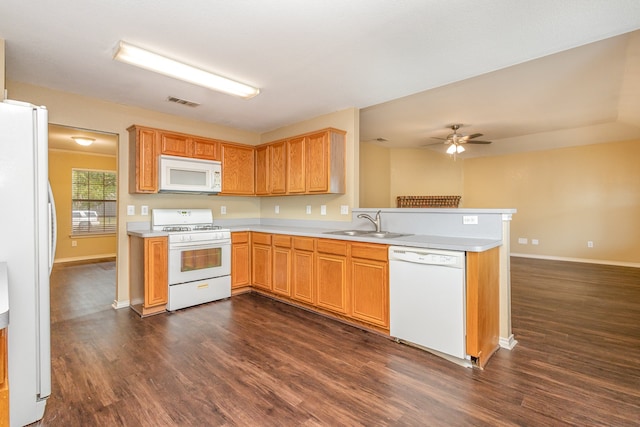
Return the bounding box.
[466,247,500,368]
[350,243,389,328]
[231,232,251,290]
[129,236,168,316]
[291,237,315,304]
[251,233,272,291]
[315,239,349,315]
[272,235,292,296]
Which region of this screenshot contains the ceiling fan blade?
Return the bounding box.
[467,133,484,139]
[431,136,448,141]
[466,140,492,144]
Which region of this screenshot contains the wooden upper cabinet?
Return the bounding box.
[255,145,269,195]
[305,129,345,194]
[128,125,158,193]
[159,131,191,157]
[287,136,306,194]
[192,137,219,160]
[220,143,255,195]
[270,140,287,194]
[159,131,220,160]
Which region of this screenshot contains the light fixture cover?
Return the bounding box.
[72,137,95,146]
[113,41,260,99]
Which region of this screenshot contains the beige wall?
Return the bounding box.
[0,39,5,98]
[360,139,640,265]
[359,143,464,208]
[464,139,640,265]
[8,80,359,305]
[49,150,117,261]
[8,80,263,305]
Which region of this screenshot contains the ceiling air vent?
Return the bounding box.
[166,96,200,107]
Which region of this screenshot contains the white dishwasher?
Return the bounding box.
[389,246,468,364]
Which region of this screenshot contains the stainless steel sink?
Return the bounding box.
[324,229,370,236]
[323,230,412,239]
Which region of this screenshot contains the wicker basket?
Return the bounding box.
[396,195,461,208]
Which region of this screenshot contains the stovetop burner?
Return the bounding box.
[162,226,191,232]
[193,224,222,231]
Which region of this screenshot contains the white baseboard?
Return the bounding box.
[112,299,130,310]
[511,253,640,268]
[499,335,518,350]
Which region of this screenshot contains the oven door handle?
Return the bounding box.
[169,240,231,250]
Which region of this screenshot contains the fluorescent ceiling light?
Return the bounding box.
[113,41,260,99]
[72,137,95,146]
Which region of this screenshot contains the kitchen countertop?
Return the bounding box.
[128,224,502,252]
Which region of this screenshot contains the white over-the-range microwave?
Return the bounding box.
[158,155,222,194]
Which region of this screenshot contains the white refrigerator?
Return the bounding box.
[0,100,55,426]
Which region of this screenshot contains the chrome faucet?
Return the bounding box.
[357,210,382,232]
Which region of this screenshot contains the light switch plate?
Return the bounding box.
[306,205,311,214]
[220,206,227,215]
[275,205,280,214]
[141,205,149,216]
[518,237,528,244]
[462,215,478,225]
[340,205,349,215]
[320,205,327,215]
[127,205,135,216]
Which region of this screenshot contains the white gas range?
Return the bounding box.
[152,209,231,311]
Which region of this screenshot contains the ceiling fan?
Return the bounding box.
[430,124,492,155]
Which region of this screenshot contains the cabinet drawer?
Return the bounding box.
[272,234,292,248]
[293,236,315,252]
[231,231,249,244]
[252,232,272,245]
[316,239,348,256]
[351,243,388,262]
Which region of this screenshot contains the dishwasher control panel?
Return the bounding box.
[388,247,465,268]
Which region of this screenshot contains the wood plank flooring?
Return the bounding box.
[34,257,640,426]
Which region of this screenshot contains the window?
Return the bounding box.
[71,169,116,235]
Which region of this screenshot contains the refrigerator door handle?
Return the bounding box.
[48,182,57,274]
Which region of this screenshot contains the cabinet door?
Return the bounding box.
[128,126,158,193]
[292,237,315,304]
[144,237,168,308]
[287,136,306,193]
[270,140,287,194]
[231,232,250,289]
[305,131,329,193]
[255,145,269,195]
[466,247,500,367]
[272,242,291,296]
[316,239,349,314]
[221,143,255,195]
[251,233,272,290]
[350,252,389,328]
[192,138,219,160]
[159,131,191,157]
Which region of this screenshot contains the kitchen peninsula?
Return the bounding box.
[128,208,515,368]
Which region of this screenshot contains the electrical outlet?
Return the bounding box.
[518,237,528,244]
[463,215,478,225]
[340,205,349,215]
[588,241,594,248]
[127,205,135,215]
[320,205,327,215]
[141,205,149,216]
[275,205,280,214]
[531,239,539,245]
[71,240,77,247]
[306,205,311,214]
[220,206,227,215]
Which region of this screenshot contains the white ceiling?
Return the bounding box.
[2,1,640,157]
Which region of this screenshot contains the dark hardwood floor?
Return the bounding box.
[36,257,640,426]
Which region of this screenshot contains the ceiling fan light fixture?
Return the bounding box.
[113,41,260,99]
[72,136,95,146]
[446,144,457,154]
[457,144,465,153]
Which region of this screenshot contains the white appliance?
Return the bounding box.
[0,100,55,425]
[152,209,231,311]
[388,246,470,367]
[158,155,222,194]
